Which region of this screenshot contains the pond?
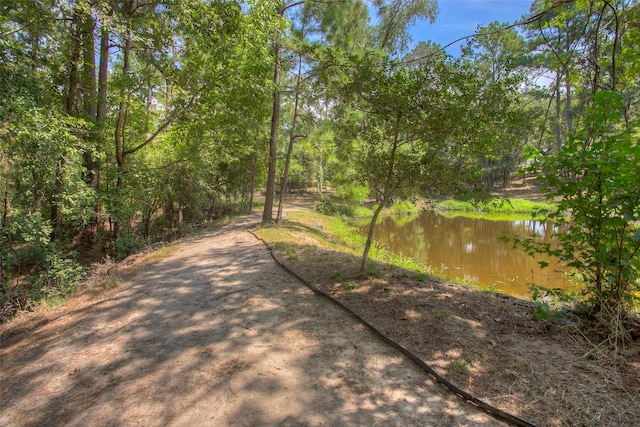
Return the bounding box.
[364,212,574,297]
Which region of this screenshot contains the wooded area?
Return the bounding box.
[1,0,639,340]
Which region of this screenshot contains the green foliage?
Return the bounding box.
[3,213,54,265]
[516,92,640,335]
[341,280,358,291]
[314,196,356,217]
[436,200,476,211]
[333,184,369,205]
[415,273,429,282]
[533,303,552,321]
[482,283,500,293]
[0,213,85,306]
[111,232,145,260]
[437,198,555,214]
[390,201,419,216]
[448,359,470,375]
[29,253,86,301]
[530,285,577,323]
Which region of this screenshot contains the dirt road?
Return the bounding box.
[1,214,503,426]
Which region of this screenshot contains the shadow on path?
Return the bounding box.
[1,214,503,426]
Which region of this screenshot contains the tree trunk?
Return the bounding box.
[276,55,303,225]
[0,181,7,285]
[263,41,281,223]
[52,7,84,240]
[247,149,258,215]
[361,201,385,272]
[485,157,493,191]
[114,27,131,170]
[565,75,573,138]
[97,14,109,128]
[555,71,563,152]
[66,8,82,116]
[81,12,98,189]
[93,11,109,191]
[112,2,134,239]
[50,159,63,240]
[317,148,324,195]
[361,117,400,272]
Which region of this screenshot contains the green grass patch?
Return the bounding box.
[436,198,555,216]
[342,280,359,291]
[448,359,470,375]
[255,210,364,257]
[146,246,176,260]
[253,208,519,295]
[390,201,419,216]
[415,273,429,282]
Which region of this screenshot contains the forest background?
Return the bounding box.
[1,0,639,337]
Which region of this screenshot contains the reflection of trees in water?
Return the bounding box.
[511,219,559,241]
[369,212,568,295]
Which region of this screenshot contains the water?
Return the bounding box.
[366,212,573,297]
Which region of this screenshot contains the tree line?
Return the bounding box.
[1,0,639,336]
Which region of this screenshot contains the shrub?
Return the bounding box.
[391,201,418,216]
[333,185,369,205]
[514,92,640,346]
[29,252,86,301]
[314,196,355,217]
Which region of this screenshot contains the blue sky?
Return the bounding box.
[409,0,534,55]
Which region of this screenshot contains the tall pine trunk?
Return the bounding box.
[276,55,303,225]
[263,41,281,223]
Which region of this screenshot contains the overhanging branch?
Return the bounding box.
[122,95,196,157]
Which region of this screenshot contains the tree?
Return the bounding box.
[518,92,639,346]
[513,0,640,346]
[262,0,439,223]
[338,53,483,271]
[462,22,528,189]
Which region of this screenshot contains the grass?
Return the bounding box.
[256,210,364,258]
[146,246,176,260]
[342,281,358,291]
[448,359,470,375]
[436,197,555,218]
[390,201,419,216]
[254,209,485,290]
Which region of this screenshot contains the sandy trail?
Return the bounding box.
[1,214,503,426]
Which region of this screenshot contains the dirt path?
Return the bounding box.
[1,214,503,426]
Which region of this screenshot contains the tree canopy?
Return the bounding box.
[1,0,639,338]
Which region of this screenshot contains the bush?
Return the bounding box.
[29,253,86,301]
[333,185,369,205]
[314,196,355,217]
[112,232,145,259]
[514,92,640,346]
[0,213,86,309]
[3,212,54,266]
[391,201,418,216]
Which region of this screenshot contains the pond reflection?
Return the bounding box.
[366,212,572,297]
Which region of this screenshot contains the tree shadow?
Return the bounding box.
[1,214,505,426]
[267,217,640,426]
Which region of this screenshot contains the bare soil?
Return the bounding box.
[278,245,640,426]
[2,187,639,426]
[1,214,504,426]
[267,196,640,427]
